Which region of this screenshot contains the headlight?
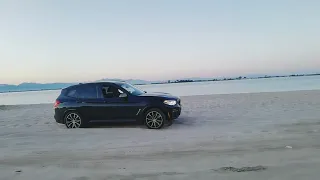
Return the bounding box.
[163,100,177,106]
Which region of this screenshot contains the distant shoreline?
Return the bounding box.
[0,73,319,94]
[162,73,320,84]
[0,88,62,94]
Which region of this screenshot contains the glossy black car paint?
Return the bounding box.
[54,82,181,125]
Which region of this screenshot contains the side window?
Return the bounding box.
[66,89,77,98]
[101,85,122,98]
[77,85,98,99]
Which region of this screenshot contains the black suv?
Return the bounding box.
[54,81,181,129]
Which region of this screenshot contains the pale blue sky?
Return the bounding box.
[1,0,319,84]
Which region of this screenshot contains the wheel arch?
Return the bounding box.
[63,109,80,123]
[141,106,169,119]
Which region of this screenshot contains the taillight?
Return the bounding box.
[54,100,61,108]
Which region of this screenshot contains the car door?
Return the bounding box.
[75,84,109,121]
[98,84,143,121]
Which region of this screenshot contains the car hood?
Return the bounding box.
[138,92,178,99]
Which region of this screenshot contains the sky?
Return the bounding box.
[0,0,320,84]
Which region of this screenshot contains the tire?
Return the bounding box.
[144,108,166,129]
[64,111,86,128]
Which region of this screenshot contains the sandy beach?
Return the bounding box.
[1,90,320,180]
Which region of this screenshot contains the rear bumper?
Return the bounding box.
[54,108,64,124]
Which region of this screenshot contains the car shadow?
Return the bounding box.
[170,116,197,127]
[86,116,195,129]
[87,121,142,129]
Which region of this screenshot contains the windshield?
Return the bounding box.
[120,83,145,96]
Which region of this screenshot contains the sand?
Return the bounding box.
[1,90,320,180]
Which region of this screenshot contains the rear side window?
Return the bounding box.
[77,85,98,99]
[66,89,77,98]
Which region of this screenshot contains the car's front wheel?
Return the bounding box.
[144,108,165,129]
[64,111,84,128]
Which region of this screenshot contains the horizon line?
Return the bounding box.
[2,72,320,86]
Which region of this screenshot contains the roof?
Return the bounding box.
[62,81,127,90]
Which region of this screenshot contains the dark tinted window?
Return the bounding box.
[77,85,98,99]
[66,89,77,98]
[119,83,145,96]
[101,85,122,98]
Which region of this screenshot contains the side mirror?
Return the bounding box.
[119,93,127,98]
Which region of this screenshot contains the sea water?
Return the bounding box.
[1,76,320,105]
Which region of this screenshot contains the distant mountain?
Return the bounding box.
[96,78,151,85]
[1,73,319,93]
[172,77,222,81]
[0,79,154,93]
[0,83,75,93]
[96,78,164,85]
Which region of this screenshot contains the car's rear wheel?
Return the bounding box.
[64,111,84,128]
[144,108,165,129]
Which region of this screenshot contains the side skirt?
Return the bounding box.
[89,119,137,123]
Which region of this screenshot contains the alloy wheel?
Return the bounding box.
[65,112,82,128]
[145,111,164,129]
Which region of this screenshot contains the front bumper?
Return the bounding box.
[167,99,181,120]
[171,108,181,119]
[165,106,181,120]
